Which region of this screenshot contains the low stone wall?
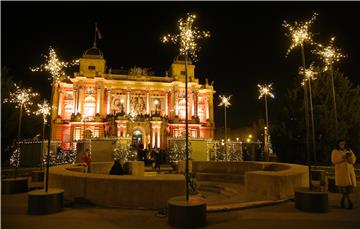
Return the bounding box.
[245,163,309,201]
[186,161,308,201]
[48,163,185,209]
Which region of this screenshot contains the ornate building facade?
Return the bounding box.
[51,46,215,150]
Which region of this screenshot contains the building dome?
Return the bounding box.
[173,55,192,64]
[82,46,104,59]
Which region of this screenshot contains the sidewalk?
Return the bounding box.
[2,189,360,229]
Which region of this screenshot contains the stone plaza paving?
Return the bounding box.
[2,185,360,229]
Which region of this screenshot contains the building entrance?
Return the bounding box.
[132,130,143,148]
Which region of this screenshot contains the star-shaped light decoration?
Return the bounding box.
[299,64,318,86]
[34,100,51,124]
[283,12,318,56]
[257,84,275,100]
[3,84,39,115]
[162,13,210,60]
[31,47,78,84]
[218,95,232,108]
[313,37,346,71]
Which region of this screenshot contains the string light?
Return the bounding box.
[313,37,346,71]
[283,12,318,56]
[31,47,78,84]
[34,100,51,123]
[257,83,275,100]
[3,83,39,115]
[218,95,232,107]
[162,13,210,60]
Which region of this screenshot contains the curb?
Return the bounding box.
[206,199,289,212]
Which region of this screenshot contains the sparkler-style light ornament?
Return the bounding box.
[283,12,318,56]
[299,64,318,85]
[3,84,39,115]
[218,95,232,108]
[162,13,210,60]
[283,13,318,187]
[162,13,209,202]
[257,83,275,100]
[218,95,232,161]
[299,64,318,162]
[313,37,346,140]
[313,37,345,71]
[31,47,78,83]
[257,84,274,161]
[3,84,39,175]
[34,99,51,124]
[34,99,51,169]
[31,46,77,192]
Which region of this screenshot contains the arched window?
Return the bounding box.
[84,96,96,118]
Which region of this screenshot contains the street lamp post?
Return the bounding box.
[283,12,318,189]
[34,99,51,169]
[218,95,232,161]
[257,83,274,161]
[162,13,209,202]
[3,84,39,178]
[31,47,77,192]
[299,65,318,162]
[313,37,345,141]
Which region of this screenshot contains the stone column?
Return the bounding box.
[194,91,198,117]
[189,90,193,118]
[76,86,80,114]
[127,90,131,114]
[78,85,85,115]
[170,87,175,119]
[99,84,104,116]
[57,89,63,116]
[165,91,169,116]
[52,83,60,120]
[96,84,101,114]
[73,86,77,114]
[208,92,214,125]
[106,88,111,115]
[174,88,178,116]
[146,91,150,114]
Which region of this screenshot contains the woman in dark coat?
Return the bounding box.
[109,159,124,175]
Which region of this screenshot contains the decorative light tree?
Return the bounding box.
[218,95,232,161]
[313,37,345,140]
[162,13,210,201]
[299,64,318,162]
[31,46,77,192]
[257,83,274,161]
[283,13,318,189]
[34,99,51,168]
[3,84,39,177]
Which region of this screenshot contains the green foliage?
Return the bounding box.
[272,69,360,164]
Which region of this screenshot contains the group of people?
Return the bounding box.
[135,144,163,171]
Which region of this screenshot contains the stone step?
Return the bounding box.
[196,172,244,183]
[198,184,224,193]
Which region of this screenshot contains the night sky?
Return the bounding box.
[3,1,360,129]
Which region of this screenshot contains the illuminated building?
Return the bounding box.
[51,45,215,150]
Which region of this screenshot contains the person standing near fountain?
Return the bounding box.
[109,159,124,175]
[331,139,357,209]
[81,148,91,173]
